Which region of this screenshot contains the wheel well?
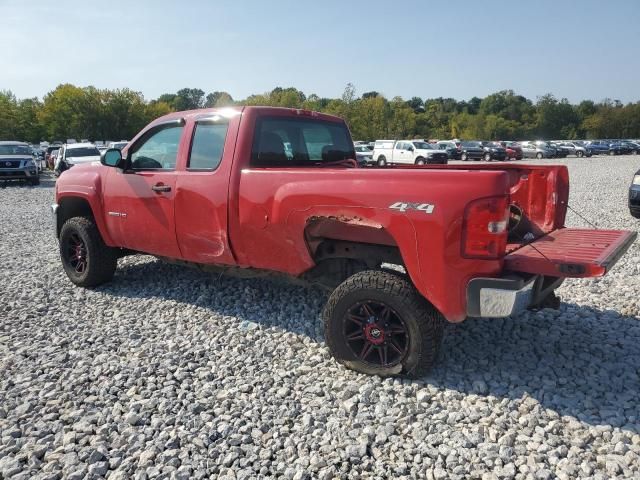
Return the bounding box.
[57,197,94,237]
[302,218,405,289]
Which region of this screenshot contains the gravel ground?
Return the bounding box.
[1,156,639,479]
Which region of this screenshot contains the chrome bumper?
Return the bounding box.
[51,203,59,238]
[467,275,537,318]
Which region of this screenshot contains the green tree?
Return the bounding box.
[204,91,234,107]
[173,88,205,111]
[16,98,46,143]
[0,91,19,139]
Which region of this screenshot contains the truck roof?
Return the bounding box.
[150,106,346,127]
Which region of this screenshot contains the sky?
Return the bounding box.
[1,0,639,103]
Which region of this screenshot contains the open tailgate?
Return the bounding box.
[504,228,637,278]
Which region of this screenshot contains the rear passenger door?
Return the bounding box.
[174,114,239,265]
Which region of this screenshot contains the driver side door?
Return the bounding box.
[103,121,185,259]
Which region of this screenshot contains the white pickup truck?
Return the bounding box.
[372,140,449,166]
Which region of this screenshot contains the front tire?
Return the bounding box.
[29,177,40,186]
[415,157,426,165]
[59,217,118,287]
[461,152,468,161]
[483,152,492,162]
[536,152,543,159]
[323,270,444,377]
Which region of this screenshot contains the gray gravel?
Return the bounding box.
[1,156,640,479]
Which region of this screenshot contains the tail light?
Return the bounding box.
[462,196,510,259]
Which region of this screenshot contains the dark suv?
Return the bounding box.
[459,141,485,161]
[479,141,507,161]
[0,141,40,185]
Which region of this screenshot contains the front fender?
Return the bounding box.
[56,171,115,247]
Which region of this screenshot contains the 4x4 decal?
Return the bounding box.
[389,202,435,214]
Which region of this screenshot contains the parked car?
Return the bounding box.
[0,141,40,185]
[555,141,592,158]
[108,141,128,151]
[435,141,462,160]
[52,106,636,377]
[520,141,554,159]
[608,141,633,155]
[479,142,507,161]
[45,146,60,169]
[629,169,640,218]
[459,141,486,161]
[586,140,611,155]
[498,141,523,160]
[354,144,373,166]
[54,143,101,175]
[622,141,640,154]
[372,140,448,166]
[548,142,570,158]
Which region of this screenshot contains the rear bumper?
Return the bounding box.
[467,274,563,318]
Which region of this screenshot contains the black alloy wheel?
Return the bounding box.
[64,232,88,275]
[343,300,409,368]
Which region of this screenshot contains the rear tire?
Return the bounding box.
[461,153,468,161]
[377,156,387,167]
[29,177,40,186]
[483,152,491,162]
[536,152,543,159]
[577,150,584,158]
[609,150,615,156]
[323,270,444,377]
[59,217,118,287]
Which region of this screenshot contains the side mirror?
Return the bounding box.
[101,148,123,168]
[407,146,414,152]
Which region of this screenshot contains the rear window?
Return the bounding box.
[462,141,480,147]
[251,117,354,167]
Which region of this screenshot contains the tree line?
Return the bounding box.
[1,83,640,144]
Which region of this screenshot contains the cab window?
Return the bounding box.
[188,122,228,170]
[130,125,184,170]
[251,116,354,167]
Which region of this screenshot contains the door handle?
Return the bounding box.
[151,184,171,193]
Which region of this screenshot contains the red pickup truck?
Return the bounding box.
[52,106,636,377]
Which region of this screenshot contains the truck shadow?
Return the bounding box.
[107,258,640,431]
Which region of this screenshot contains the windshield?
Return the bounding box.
[0,145,31,155]
[412,141,432,150]
[66,147,100,157]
